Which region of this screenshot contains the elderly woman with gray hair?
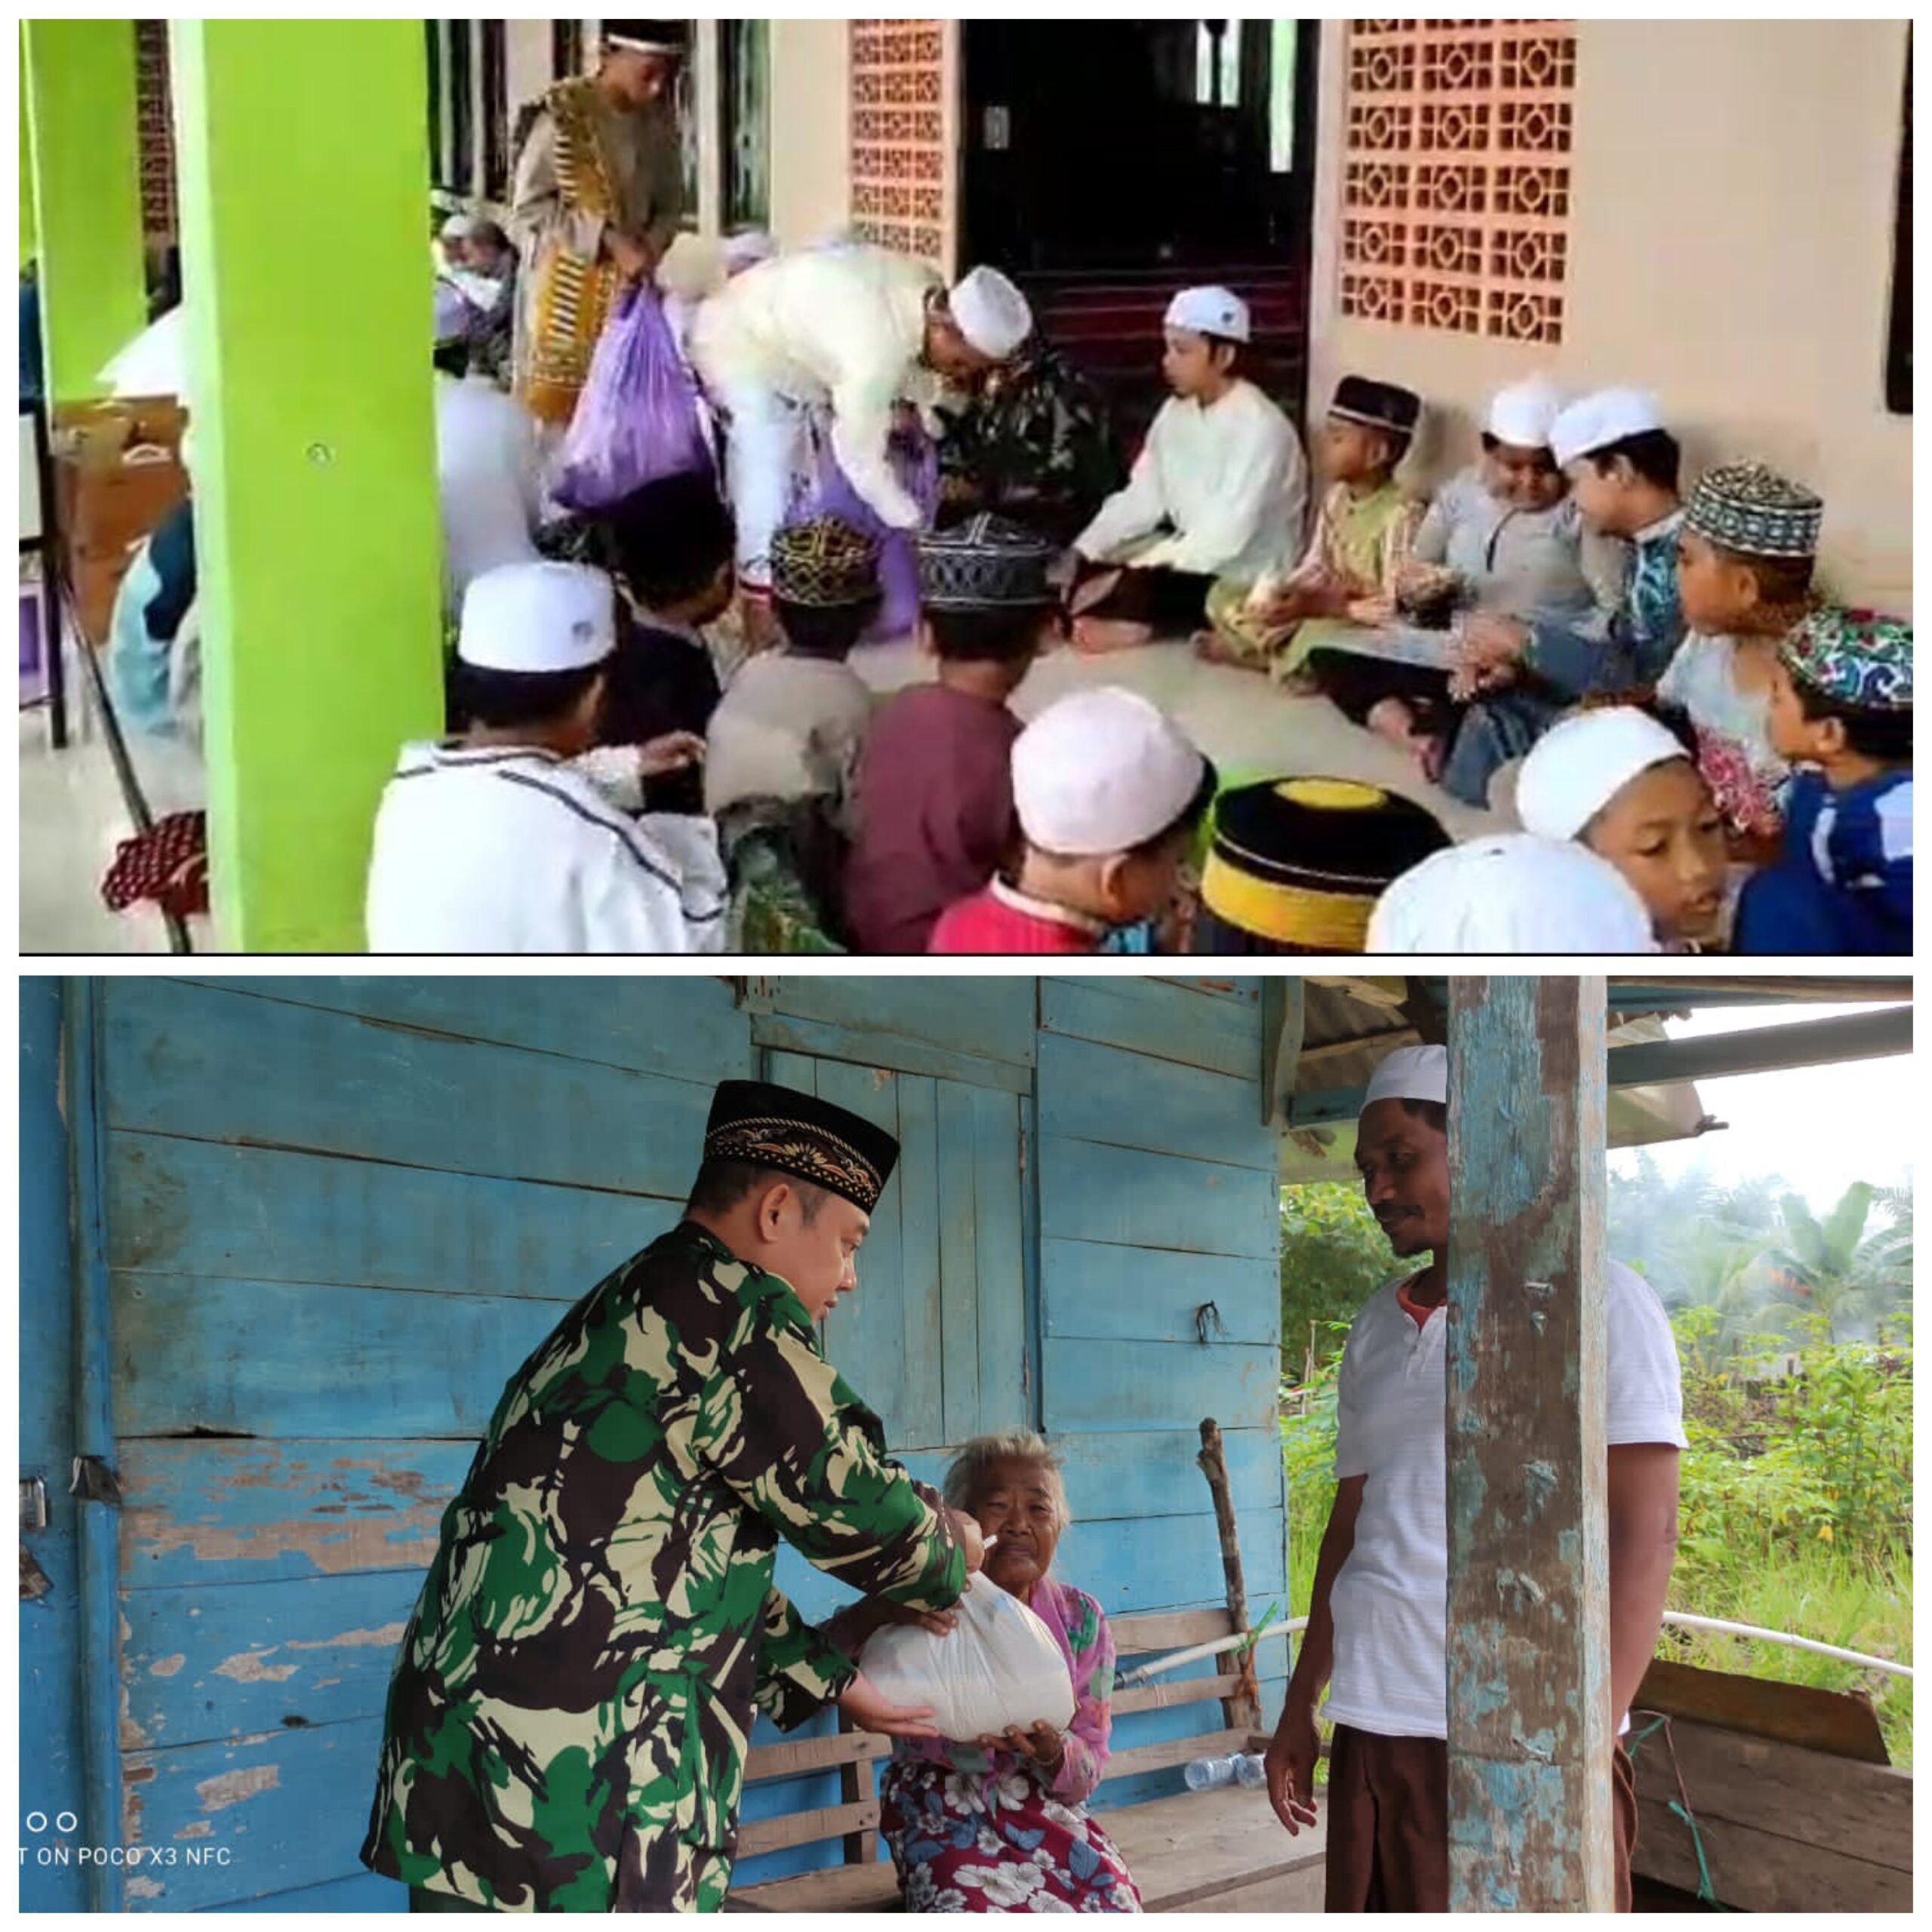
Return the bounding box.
[832,1431,1142,1912]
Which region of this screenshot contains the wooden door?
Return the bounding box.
[762,1048,1033,1458]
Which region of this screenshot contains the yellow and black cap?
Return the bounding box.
[1201,778,1451,955]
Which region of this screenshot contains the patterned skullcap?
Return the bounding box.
[770,516,881,609]
[1781,606,1913,712]
[1201,779,1451,954]
[704,1079,900,1213]
[1330,375,1422,438]
[918,513,1061,610]
[1685,462,1825,561]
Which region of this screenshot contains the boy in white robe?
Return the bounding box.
[1070,286,1308,654]
[366,562,727,955]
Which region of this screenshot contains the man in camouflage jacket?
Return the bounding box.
[361,1079,977,1911]
[936,332,1122,549]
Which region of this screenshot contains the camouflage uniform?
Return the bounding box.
[937,339,1121,548]
[361,1222,965,1912]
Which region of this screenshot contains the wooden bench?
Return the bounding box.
[729,1605,1326,1912]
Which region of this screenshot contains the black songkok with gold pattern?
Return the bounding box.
[703,1079,899,1213]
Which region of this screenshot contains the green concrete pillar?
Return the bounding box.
[170,20,445,951]
[22,20,148,399]
[20,29,37,267]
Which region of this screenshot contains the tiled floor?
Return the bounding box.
[854,634,1497,839]
[19,632,1494,957]
[18,637,211,955]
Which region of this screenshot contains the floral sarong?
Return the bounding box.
[878,1578,1142,1913]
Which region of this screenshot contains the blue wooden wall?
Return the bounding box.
[22,974,1284,1911]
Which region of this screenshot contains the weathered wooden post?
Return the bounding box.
[1444,977,1614,1911]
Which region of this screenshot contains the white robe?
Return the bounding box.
[434,374,546,605]
[1075,380,1309,583]
[365,744,728,955]
[688,245,946,583]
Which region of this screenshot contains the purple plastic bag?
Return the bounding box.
[792,417,939,643]
[554,285,714,514]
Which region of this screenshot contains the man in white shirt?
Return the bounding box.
[1263,1044,1684,1912]
[688,245,1033,594]
[433,287,546,609]
[1070,285,1308,654]
[366,561,726,955]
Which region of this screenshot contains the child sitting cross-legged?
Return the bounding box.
[844,515,1063,955]
[703,515,879,835]
[1734,607,1912,955]
[1069,287,1308,654]
[1445,389,1687,808]
[1197,374,1424,679]
[928,688,1215,955]
[1661,461,1823,863]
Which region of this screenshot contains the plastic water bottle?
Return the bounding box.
[1183,1754,1240,1792]
[1184,1752,1269,1792]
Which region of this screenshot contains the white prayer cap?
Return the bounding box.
[1486,374,1564,450]
[949,266,1033,361]
[1516,708,1694,843]
[1367,835,1658,955]
[1165,285,1252,345]
[1013,688,1210,856]
[440,212,482,242]
[1361,1044,1448,1115]
[433,282,472,348]
[723,228,776,275]
[458,564,616,675]
[1549,388,1666,469]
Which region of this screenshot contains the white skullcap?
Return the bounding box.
[1549,388,1666,469]
[1517,708,1695,843]
[440,213,482,242]
[1367,835,1658,955]
[949,266,1033,361]
[433,282,472,348]
[723,229,776,275]
[1486,374,1564,450]
[458,563,616,675]
[1165,285,1252,346]
[1361,1044,1448,1115]
[1013,688,1208,857]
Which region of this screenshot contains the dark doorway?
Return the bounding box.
[961,20,1321,431]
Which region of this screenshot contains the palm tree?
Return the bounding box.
[1764,1182,1913,1343]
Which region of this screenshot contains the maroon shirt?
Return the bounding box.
[844,683,1023,955]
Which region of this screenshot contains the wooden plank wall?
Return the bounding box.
[75,974,1283,1909]
[99,977,755,1912]
[1036,978,1288,1814]
[20,980,93,1911]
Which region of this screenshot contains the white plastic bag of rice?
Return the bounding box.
[858,1574,1076,1743]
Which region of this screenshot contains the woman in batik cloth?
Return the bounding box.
[835,1432,1143,1913]
[507,22,688,432]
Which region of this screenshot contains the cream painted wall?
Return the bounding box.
[1308,20,1913,608]
[768,17,851,250]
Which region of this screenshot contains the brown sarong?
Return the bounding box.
[1324,1726,1638,1912]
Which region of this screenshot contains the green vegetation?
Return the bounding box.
[1278,1172,1915,1767]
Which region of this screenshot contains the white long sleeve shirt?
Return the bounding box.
[1075,380,1309,582]
[688,245,946,531]
[366,745,728,955]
